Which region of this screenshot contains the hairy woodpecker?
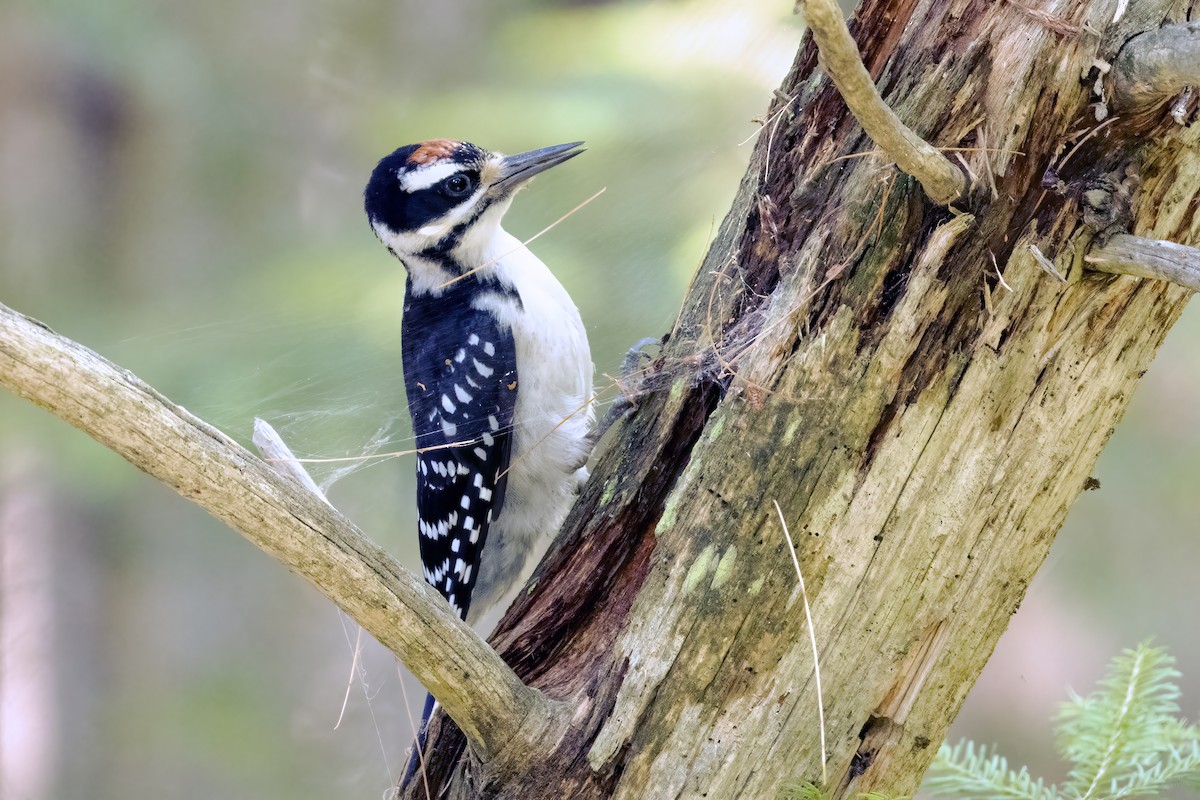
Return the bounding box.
[363,139,595,626]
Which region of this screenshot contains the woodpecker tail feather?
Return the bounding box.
[401,692,438,788]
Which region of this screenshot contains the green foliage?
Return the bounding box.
[782,779,908,800]
[926,643,1200,800]
[783,779,832,800]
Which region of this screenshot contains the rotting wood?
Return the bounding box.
[411,0,1200,796]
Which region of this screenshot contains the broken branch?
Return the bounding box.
[1111,22,1200,113]
[1085,233,1200,292]
[795,0,966,204]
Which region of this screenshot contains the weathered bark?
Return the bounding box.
[409,0,1200,796]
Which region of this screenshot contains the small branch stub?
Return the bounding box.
[1111,22,1200,113]
[796,0,966,205]
[1085,233,1200,292]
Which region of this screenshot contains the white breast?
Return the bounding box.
[467,228,594,621]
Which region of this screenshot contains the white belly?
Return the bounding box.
[467,230,594,621]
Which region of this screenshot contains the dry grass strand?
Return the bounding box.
[773,499,827,787]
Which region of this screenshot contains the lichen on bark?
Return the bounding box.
[404,0,1200,797]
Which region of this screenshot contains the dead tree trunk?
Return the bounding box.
[410,0,1200,796]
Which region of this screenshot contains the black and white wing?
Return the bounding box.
[401,290,517,620]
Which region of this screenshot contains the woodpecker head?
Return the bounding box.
[364,139,584,276]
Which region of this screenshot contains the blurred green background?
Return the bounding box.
[0,1,1196,798]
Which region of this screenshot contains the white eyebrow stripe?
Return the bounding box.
[399,161,465,192]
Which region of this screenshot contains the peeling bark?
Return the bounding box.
[409,0,1199,796]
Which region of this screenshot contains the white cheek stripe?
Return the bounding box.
[399,161,465,192]
[372,221,427,255]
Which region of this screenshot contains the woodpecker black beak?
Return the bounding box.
[493,141,585,191]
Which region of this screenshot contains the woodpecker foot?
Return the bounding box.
[594,336,663,441]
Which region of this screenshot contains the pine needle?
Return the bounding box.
[926,642,1200,800]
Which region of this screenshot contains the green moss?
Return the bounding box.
[600,477,620,507]
[682,544,716,593]
[783,415,802,445]
[711,546,737,589]
[706,413,726,443]
[657,492,683,535]
[668,377,686,404]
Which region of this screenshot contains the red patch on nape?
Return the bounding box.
[408,139,460,165]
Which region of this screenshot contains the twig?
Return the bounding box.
[1002,0,1081,36]
[822,145,1025,168]
[439,187,606,289]
[773,500,827,787]
[1111,22,1200,113]
[1085,233,1200,292]
[1029,244,1067,282]
[333,624,364,729]
[991,250,1014,292]
[1050,116,1119,177]
[0,300,568,769]
[794,0,965,205]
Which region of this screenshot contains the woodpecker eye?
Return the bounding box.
[443,174,475,198]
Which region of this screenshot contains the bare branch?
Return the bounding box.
[1085,233,1200,291]
[0,300,568,769]
[1111,22,1200,113]
[795,0,966,205]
